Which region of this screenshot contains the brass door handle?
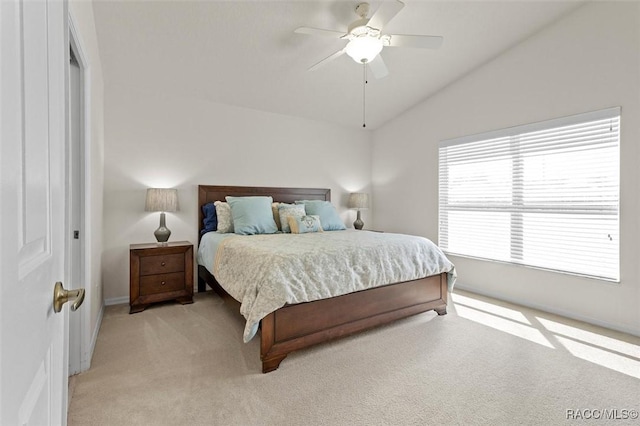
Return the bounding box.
[53,281,85,313]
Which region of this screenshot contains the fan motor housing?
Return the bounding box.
[354,2,370,19]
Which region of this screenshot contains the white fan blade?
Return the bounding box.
[388,34,443,49]
[308,49,345,71]
[368,55,389,79]
[294,27,345,38]
[368,0,405,31]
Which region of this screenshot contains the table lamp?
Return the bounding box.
[347,193,369,230]
[145,188,179,243]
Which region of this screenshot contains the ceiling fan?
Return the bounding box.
[295,0,443,79]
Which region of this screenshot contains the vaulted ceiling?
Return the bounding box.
[92,0,583,130]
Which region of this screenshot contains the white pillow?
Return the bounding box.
[214,201,234,233]
[278,203,306,233]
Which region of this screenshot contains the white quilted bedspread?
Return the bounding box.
[211,230,456,342]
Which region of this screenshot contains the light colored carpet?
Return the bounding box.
[68,290,640,425]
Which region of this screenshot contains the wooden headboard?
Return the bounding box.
[197,185,331,242]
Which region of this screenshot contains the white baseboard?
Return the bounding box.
[89,302,104,356]
[104,296,128,306]
[79,301,104,372]
[454,283,640,338]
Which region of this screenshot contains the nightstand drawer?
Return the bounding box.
[139,253,184,275]
[139,272,185,296]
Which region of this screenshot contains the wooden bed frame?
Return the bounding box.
[197,185,448,373]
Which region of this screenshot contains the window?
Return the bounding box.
[439,107,620,281]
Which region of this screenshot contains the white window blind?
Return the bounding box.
[439,107,620,281]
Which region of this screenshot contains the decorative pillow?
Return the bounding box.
[201,202,217,235]
[278,203,306,233]
[294,200,346,231]
[272,202,281,231]
[226,196,278,235]
[214,201,234,233]
[288,215,323,234]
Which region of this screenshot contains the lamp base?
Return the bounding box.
[353,210,364,230]
[154,212,172,243]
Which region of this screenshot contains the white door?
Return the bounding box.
[1,0,69,424]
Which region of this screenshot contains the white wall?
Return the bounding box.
[372,2,640,335]
[68,0,105,355]
[102,86,371,301]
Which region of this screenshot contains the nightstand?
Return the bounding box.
[129,241,194,313]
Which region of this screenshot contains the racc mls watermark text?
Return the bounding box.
[566,409,638,421]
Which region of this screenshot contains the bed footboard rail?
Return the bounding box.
[260,272,448,373]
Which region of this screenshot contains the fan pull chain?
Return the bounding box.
[362,63,367,128]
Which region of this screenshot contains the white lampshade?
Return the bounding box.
[345,37,383,64]
[348,193,370,210]
[145,188,179,212]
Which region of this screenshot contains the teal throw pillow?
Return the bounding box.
[288,215,323,234]
[294,200,346,231]
[226,196,278,235]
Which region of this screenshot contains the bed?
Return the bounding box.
[197,185,454,373]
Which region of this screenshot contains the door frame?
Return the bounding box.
[67,11,93,374]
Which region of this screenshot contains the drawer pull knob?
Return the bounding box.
[161,262,166,266]
[161,281,166,286]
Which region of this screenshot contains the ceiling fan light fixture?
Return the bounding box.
[345,37,383,64]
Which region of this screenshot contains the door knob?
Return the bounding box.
[53,281,85,313]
